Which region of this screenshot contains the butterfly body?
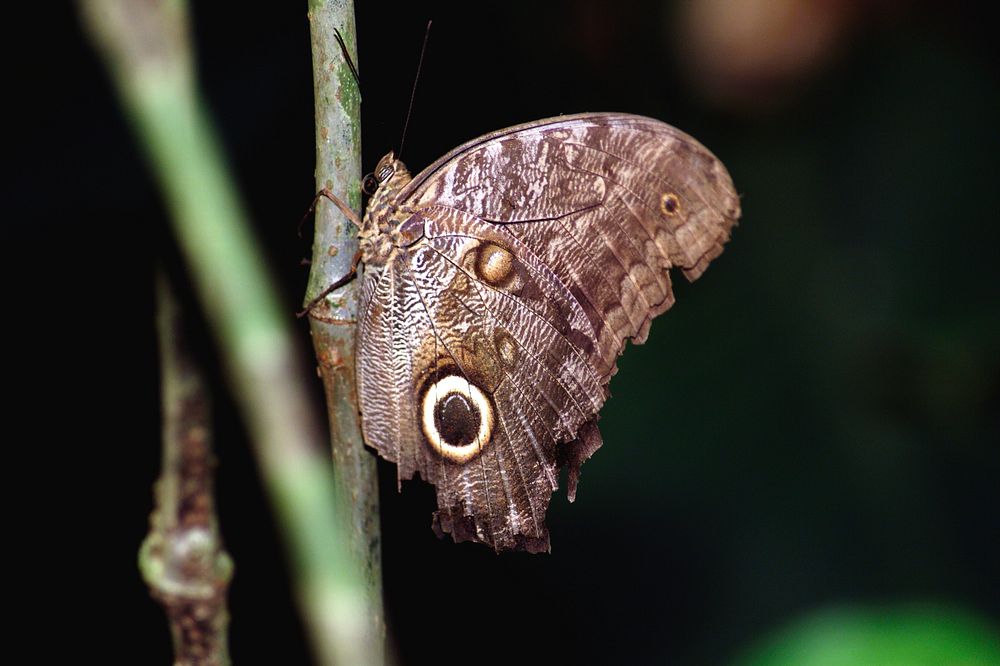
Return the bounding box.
[351,113,740,552]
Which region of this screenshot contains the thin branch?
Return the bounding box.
[304,2,387,662]
[140,270,232,666]
[79,1,376,663]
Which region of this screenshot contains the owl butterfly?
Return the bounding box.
[326,113,739,552]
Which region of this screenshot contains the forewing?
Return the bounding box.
[401,113,741,378]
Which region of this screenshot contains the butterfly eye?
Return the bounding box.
[362,173,379,195]
[376,164,395,183]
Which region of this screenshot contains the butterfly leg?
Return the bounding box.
[300,187,363,236]
[296,247,362,318]
[297,185,365,317]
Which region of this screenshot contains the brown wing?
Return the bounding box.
[401,113,741,377]
[360,113,739,551]
[359,207,607,551]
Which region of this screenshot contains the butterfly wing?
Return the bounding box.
[401,113,741,364]
[359,113,740,551]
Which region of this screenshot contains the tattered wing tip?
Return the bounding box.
[562,420,604,503]
[432,512,551,554]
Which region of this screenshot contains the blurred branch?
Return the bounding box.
[140,270,233,666]
[79,0,375,663]
[304,1,387,662]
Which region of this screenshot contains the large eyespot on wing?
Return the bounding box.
[358,253,511,542]
[369,212,626,552]
[357,212,616,552]
[421,374,494,463]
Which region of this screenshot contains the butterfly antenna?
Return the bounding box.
[398,20,432,160]
[333,28,361,91]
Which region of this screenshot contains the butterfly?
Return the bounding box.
[314,113,740,552]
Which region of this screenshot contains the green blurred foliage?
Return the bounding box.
[735,605,1000,666]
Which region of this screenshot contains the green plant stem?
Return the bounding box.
[304,1,387,661]
[79,1,376,663]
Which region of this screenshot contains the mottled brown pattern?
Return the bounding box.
[354,113,740,552]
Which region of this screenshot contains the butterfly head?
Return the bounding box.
[359,152,414,265]
[362,152,411,209]
[363,152,411,197]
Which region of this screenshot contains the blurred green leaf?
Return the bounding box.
[735,605,1000,666]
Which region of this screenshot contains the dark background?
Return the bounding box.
[12,1,998,664]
